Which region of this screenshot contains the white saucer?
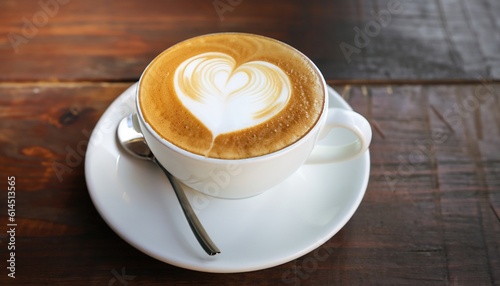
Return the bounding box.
[85,83,370,273]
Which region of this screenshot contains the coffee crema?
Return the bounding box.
[139,33,325,159]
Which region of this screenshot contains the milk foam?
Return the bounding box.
[174,52,291,137]
[139,33,325,159]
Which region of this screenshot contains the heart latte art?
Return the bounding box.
[138,33,324,159]
[174,52,291,137]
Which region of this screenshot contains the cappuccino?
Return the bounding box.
[138,33,325,159]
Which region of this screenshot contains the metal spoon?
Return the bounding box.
[117,114,220,256]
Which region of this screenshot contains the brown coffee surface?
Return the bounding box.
[139,33,325,159]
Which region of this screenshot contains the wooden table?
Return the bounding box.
[1,0,499,285]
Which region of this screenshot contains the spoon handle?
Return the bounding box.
[154,158,221,256]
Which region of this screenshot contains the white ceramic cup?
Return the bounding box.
[136,38,372,199]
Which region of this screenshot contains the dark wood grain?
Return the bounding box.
[351,84,500,285]
[0,0,499,83]
[1,83,499,285]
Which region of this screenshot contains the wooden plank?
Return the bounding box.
[355,84,500,284]
[1,83,499,284]
[0,0,498,82]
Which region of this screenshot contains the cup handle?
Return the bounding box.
[306,108,372,164]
